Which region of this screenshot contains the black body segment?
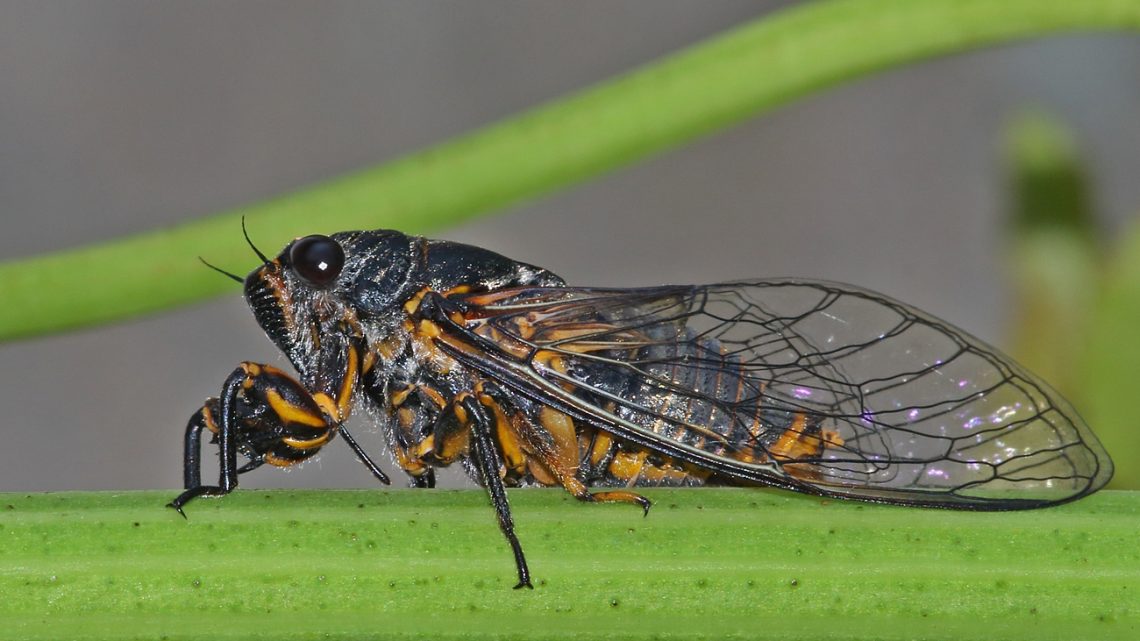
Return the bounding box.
[173,228,1115,585]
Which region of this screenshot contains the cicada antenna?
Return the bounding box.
[198,257,243,284]
[241,216,271,264]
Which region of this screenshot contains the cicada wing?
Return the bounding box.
[443,281,1113,509]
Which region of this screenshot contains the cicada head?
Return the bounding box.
[241,229,419,380]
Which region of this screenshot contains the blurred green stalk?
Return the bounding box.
[1078,224,1140,489]
[1005,113,1138,488]
[1,489,1136,640]
[2,0,1140,341]
[1005,112,1099,395]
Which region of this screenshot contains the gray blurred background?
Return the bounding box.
[1,2,1138,493]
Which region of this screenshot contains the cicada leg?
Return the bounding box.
[482,382,652,515]
[169,359,390,517]
[338,426,393,487]
[169,367,248,515]
[459,394,534,590]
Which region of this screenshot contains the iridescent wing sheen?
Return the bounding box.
[440,281,1113,509]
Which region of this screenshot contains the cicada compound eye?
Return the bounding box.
[289,235,345,287]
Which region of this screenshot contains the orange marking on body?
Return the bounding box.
[532,349,579,393]
[406,389,467,465]
[402,288,430,315]
[452,397,470,426]
[780,427,843,484]
[480,394,527,479]
[591,490,649,507]
[390,384,415,407]
[548,472,649,512]
[411,434,435,460]
[397,407,416,429]
[390,404,430,475]
[732,449,759,465]
[373,334,403,361]
[282,431,331,450]
[202,404,220,434]
[409,318,458,375]
[588,431,614,467]
[434,396,472,464]
[431,333,493,374]
[822,428,844,449]
[265,453,300,468]
[640,464,666,484]
[239,362,260,389]
[262,364,289,377]
[532,349,565,371]
[525,460,556,486]
[559,475,591,498]
[267,389,326,428]
[418,319,442,338]
[434,430,468,463]
[261,265,294,333]
[391,442,429,477]
[361,349,377,375]
[335,347,359,419]
[537,407,578,473]
[461,289,523,307]
[419,386,447,410]
[470,322,531,359]
[517,406,580,486]
[608,450,648,485]
[311,392,342,424]
[443,284,472,296]
[662,466,691,484]
[533,323,641,353]
[511,317,536,340]
[769,413,834,462]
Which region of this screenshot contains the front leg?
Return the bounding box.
[170,335,389,515]
[169,367,248,515]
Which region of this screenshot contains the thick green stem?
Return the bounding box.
[0,489,1135,640]
[1079,223,1140,489]
[2,0,1139,341]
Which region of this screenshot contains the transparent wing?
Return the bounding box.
[441,281,1113,509]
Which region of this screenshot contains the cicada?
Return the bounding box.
[170,227,1114,588]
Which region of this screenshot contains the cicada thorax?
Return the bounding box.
[370,302,578,488]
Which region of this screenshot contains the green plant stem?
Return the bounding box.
[2,0,1139,341]
[1001,113,1140,487]
[0,489,1135,640]
[1003,113,1100,421]
[1079,223,1140,489]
